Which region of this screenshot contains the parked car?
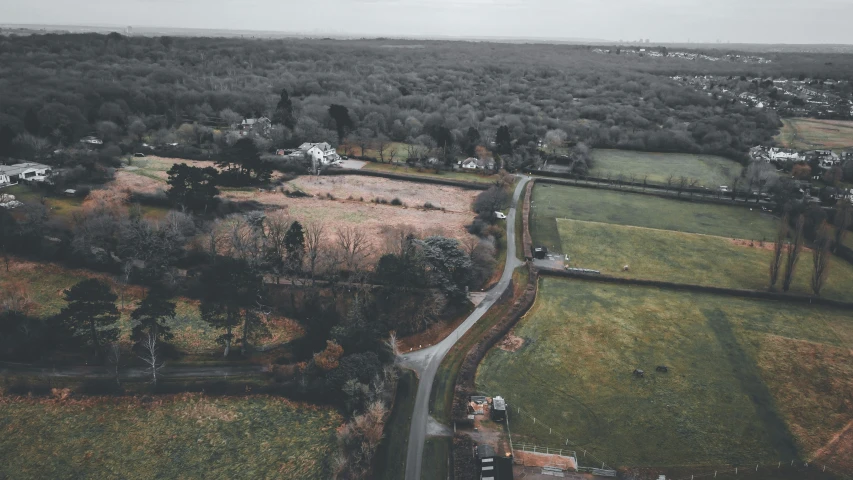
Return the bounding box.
[494,211,507,220]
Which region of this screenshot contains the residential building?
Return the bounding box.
[0,162,52,185]
[460,157,495,170]
[239,117,272,136]
[295,142,340,166]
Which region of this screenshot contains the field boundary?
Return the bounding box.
[529,174,768,209]
[522,179,535,260]
[325,168,490,190]
[538,268,853,310]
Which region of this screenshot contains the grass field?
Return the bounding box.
[476,277,853,467]
[0,394,341,479]
[556,218,853,301]
[361,161,499,185]
[589,149,743,187]
[3,258,302,355]
[530,184,779,253]
[776,118,853,150]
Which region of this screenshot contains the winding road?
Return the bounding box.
[400,177,529,480]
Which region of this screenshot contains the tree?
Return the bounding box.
[24,108,41,135]
[416,236,474,302]
[137,333,165,384]
[199,257,264,356]
[329,104,354,141]
[219,137,271,184]
[472,186,510,222]
[545,129,567,154]
[463,126,481,156]
[769,215,788,290]
[495,125,513,154]
[272,88,295,129]
[166,163,220,213]
[834,201,851,253]
[130,286,176,343]
[0,125,15,158]
[304,222,325,284]
[782,215,805,292]
[284,220,306,274]
[811,222,833,296]
[57,279,120,359]
[791,164,812,180]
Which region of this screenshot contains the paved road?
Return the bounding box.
[400,177,529,480]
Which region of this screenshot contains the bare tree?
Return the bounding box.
[769,215,788,290]
[376,135,390,163]
[385,332,401,359]
[834,201,851,253]
[812,222,833,296]
[336,226,370,275]
[782,215,805,292]
[138,333,165,384]
[304,222,326,285]
[107,343,122,386]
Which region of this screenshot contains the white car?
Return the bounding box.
[494,211,507,220]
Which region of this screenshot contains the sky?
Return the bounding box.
[3,0,853,44]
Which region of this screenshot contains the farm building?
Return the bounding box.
[0,162,52,185]
[476,444,513,480]
[491,396,507,422]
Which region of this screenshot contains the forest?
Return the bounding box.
[0,33,828,168]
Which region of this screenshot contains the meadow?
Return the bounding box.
[476,277,853,468]
[530,183,778,253]
[0,394,341,480]
[555,218,853,301]
[589,149,743,187]
[361,161,500,185]
[776,118,853,150]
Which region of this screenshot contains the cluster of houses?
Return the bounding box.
[750,146,850,171]
[674,75,853,119]
[594,48,771,64]
[0,161,52,189]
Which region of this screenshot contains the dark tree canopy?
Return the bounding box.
[328,104,354,141]
[166,163,220,213]
[131,286,176,342]
[57,279,120,359]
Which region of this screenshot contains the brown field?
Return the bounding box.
[225,189,476,248]
[776,118,853,150]
[287,175,477,213]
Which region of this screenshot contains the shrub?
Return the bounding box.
[390,197,403,206]
[424,202,437,210]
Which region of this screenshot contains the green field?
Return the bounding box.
[531,184,778,252]
[0,394,341,479]
[476,277,853,467]
[375,369,418,480]
[590,149,743,187]
[556,218,853,301]
[776,118,853,151]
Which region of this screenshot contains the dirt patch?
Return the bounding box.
[513,450,577,470]
[497,333,524,352]
[114,170,166,194]
[288,175,477,213]
[812,419,853,472]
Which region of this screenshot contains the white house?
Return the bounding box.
[0,162,52,185]
[768,148,800,163]
[460,157,495,170]
[239,117,272,136]
[297,142,340,166]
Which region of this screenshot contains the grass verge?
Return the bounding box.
[421,437,451,480]
[362,162,499,185]
[375,369,419,480]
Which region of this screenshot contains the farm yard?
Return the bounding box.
[0,394,341,480]
[555,218,853,301]
[2,258,302,355]
[588,149,743,187]
[776,118,853,150]
[476,277,853,468]
[530,183,778,253]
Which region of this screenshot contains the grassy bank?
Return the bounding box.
[589,149,743,187]
[530,183,778,253]
[361,161,499,185]
[0,394,342,479]
[421,437,451,480]
[555,218,853,301]
[375,369,419,480]
[476,277,853,467]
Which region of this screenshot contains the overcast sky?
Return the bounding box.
[3,0,853,44]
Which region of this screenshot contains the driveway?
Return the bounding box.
[402,176,529,480]
[339,159,367,169]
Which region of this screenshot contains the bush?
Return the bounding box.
[390,197,403,206]
[466,219,488,237]
[424,202,437,210]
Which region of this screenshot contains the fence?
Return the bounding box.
[514,443,576,459]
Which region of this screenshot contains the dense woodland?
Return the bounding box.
[3,33,837,167]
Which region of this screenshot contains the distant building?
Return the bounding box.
[80,136,103,145]
[460,157,495,170]
[239,117,272,136]
[296,142,340,166]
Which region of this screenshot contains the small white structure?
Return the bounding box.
[80,136,103,145]
[494,211,507,220]
[460,157,495,170]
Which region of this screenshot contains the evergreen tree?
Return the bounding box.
[328,104,354,141]
[24,108,41,135]
[284,221,305,273]
[272,88,295,129]
[496,125,513,154]
[130,286,176,342]
[57,279,120,359]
